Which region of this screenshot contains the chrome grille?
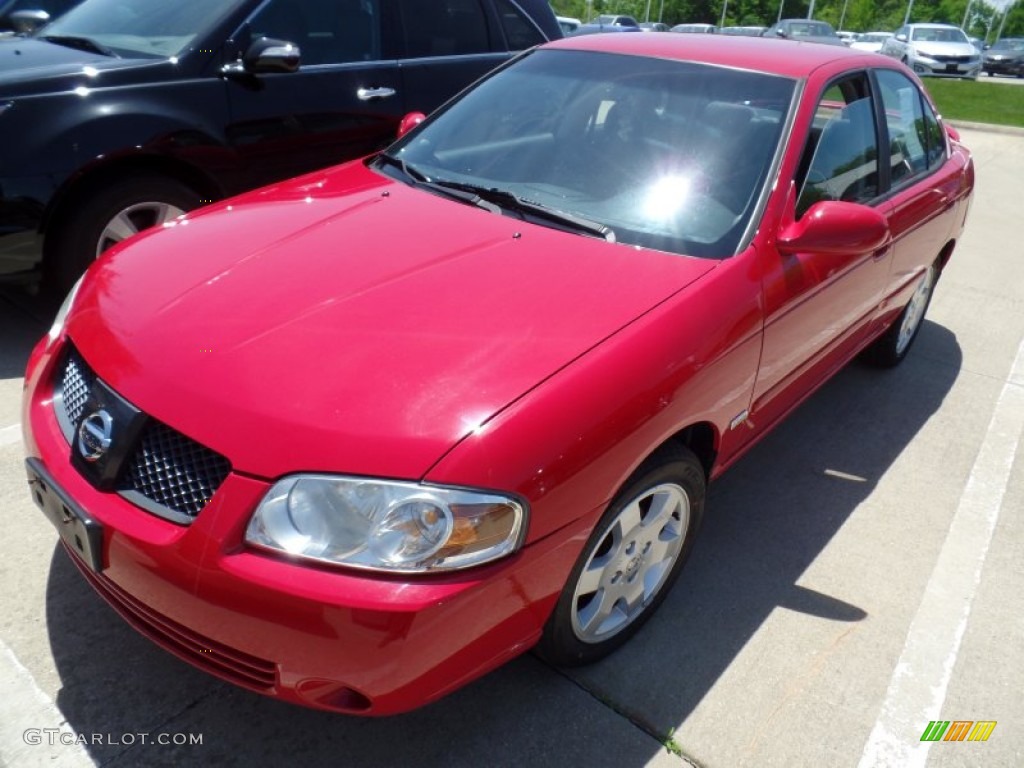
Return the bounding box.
[61,351,96,428]
[55,347,231,524]
[121,421,231,519]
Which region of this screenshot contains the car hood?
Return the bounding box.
[912,41,976,56]
[66,161,717,481]
[0,37,157,95]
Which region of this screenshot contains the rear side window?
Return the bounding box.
[875,69,947,187]
[398,0,491,57]
[493,0,545,49]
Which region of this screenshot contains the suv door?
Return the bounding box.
[224,0,401,192]
[394,0,542,113]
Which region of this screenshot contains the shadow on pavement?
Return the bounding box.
[40,320,961,767]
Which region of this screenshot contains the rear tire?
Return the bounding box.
[45,176,201,298]
[534,446,705,667]
[864,262,938,368]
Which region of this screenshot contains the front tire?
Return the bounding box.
[864,262,938,368]
[535,446,705,666]
[45,175,202,298]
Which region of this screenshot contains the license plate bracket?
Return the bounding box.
[26,458,104,572]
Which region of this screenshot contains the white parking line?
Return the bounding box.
[0,641,94,767]
[0,423,22,447]
[858,336,1024,768]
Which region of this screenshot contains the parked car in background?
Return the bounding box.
[850,31,893,53]
[763,19,845,46]
[557,15,581,35]
[983,37,1024,77]
[671,23,717,33]
[639,21,670,32]
[0,0,561,296]
[720,25,766,36]
[25,33,973,716]
[572,19,642,36]
[593,14,639,28]
[0,0,79,33]
[880,23,981,79]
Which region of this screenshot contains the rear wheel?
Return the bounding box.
[535,446,705,666]
[45,175,201,297]
[864,262,938,368]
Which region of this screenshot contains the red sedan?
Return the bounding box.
[23,34,974,715]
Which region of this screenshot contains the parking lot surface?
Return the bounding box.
[1,125,1021,767]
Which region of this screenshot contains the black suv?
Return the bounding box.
[0,0,560,295]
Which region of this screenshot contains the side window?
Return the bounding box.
[875,69,944,186]
[493,0,545,50]
[398,0,491,58]
[796,77,880,217]
[248,0,381,66]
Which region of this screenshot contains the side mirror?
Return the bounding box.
[242,37,301,74]
[944,123,961,142]
[777,201,890,256]
[775,28,787,38]
[895,33,907,42]
[397,112,426,138]
[10,9,50,34]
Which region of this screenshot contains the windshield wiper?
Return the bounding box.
[39,35,118,58]
[374,154,502,210]
[433,180,615,241]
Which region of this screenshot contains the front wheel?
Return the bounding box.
[534,446,705,666]
[45,175,202,298]
[864,262,938,368]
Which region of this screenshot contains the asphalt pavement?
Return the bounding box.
[0,125,1021,768]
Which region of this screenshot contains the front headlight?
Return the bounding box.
[47,275,85,345]
[246,475,527,573]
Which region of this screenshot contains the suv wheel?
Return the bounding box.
[46,176,202,297]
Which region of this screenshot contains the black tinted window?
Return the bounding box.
[493,0,544,50]
[398,0,490,58]
[249,0,381,65]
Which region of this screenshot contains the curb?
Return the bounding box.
[948,120,1024,137]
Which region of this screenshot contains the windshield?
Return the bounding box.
[37,0,238,58]
[787,22,835,37]
[383,50,795,259]
[992,38,1024,51]
[911,27,969,44]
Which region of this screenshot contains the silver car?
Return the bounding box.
[881,23,980,79]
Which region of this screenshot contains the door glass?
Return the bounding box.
[493,0,545,50]
[248,0,382,65]
[796,78,880,216]
[398,0,491,57]
[875,69,936,188]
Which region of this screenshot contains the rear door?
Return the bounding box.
[394,0,545,114]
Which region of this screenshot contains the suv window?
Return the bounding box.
[398,0,491,57]
[248,0,382,65]
[493,0,544,49]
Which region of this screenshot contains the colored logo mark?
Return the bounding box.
[920,720,997,742]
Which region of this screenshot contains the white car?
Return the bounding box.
[557,15,581,35]
[850,31,893,53]
[881,23,980,79]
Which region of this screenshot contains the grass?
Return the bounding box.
[924,78,1024,128]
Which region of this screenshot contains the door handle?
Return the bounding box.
[357,87,396,101]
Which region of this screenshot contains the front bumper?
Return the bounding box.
[908,56,981,78]
[982,58,1024,76]
[23,336,587,715]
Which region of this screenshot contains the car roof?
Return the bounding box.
[546,32,882,78]
[908,23,961,28]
